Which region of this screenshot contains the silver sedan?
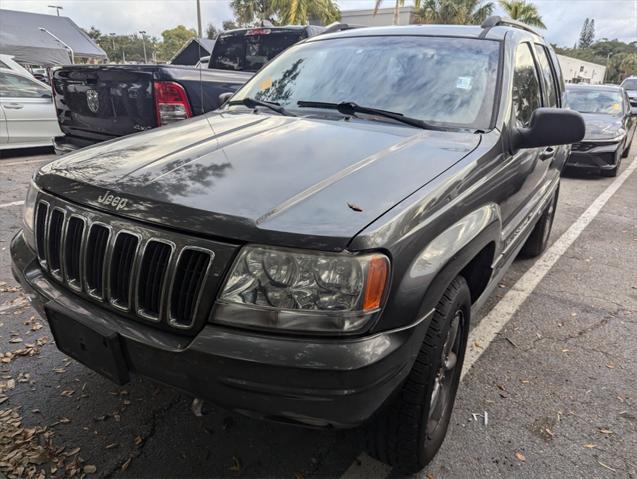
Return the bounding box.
[0,69,62,151]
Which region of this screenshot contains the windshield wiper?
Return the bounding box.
[228,97,296,117]
[297,101,448,131]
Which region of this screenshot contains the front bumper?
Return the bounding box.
[11,231,428,428]
[566,142,621,172]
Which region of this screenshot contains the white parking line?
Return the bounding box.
[0,200,24,209]
[342,156,637,479]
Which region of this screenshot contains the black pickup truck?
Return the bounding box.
[52,25,326,153]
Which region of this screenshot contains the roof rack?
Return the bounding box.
[321,22,364,34]
[480,15,541,37]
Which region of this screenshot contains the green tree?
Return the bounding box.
[272,0,340,24]
[206,23,219,39]
[497,0,545,28]
[414,0,495,25]
[222,19,239,30]
[230,0,274,25]
[578,18,595,48]
[159,25,197,61]
[373,0,418,25]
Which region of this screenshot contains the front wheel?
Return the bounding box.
[366,276,471,474]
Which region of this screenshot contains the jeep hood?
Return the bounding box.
[38,113,480,250]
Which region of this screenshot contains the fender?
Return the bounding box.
[378,204,502,334]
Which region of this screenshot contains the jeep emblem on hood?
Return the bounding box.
[97,191,129,210]
[86,89,99,113]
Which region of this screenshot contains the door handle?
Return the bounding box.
[539,147,555,160]
[3,103,23,109]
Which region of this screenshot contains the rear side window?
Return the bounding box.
[210,31,305,72]
[534,45,558,107]
[512,43,542,127]
[0,71,49,98]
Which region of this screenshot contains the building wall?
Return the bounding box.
[340,7,416,27]
[557,54,606,84]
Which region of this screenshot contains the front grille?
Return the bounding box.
[138,240,172,319]
[85,224,110,298]
[109,232,139,309]
[34,193,230,334]
[170,249,211,327]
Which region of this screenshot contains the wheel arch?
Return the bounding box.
[408,204,502,322]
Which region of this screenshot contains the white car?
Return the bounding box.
[0,68,62,151]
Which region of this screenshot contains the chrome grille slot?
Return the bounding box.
[170,248,211,327]
[109,232,139,309]
[48,209,65,275]
[85,224,110,298]
[64,216,85,287]
[35,202,48,263]
[137,240,172,319]
[33,195,233,334]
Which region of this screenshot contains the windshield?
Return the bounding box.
[621,79,637,90]
[230,36,501,130]
[566,89,624,115]
[209,30,306,72]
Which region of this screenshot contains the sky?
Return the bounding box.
[1,0,636,47]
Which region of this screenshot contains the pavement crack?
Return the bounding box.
[102,393,182,478]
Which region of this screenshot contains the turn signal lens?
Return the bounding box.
[363,255,389,311]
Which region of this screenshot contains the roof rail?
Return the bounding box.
[321,22,364,34]
[480,15,541,37]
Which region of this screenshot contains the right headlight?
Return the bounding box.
[214,245,390,334]
[22,180,40,252]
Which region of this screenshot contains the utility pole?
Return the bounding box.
[48,5,63,16]
[139,30,148,63]
[196,0,202,37]
[109,33,116,61]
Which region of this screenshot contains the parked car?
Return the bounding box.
[51,25,336,153]
[0,68,62,151]
[565,83,636,176]
[620,76,637,109]
[11,17,583,473]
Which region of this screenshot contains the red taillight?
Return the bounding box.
[153,81,193,126]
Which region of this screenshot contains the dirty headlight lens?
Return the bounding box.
[215,246,389,333]
[22,181,40,252]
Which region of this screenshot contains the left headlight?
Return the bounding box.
[215,245,390,333]
[22,180,40,252]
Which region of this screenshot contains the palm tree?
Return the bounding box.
[498,0,546,28]
[231,0,339,26]
[273,0,340,25]
[373,0,419,26]
[415,0,495,25]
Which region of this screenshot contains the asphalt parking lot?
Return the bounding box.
[1,145,636,479]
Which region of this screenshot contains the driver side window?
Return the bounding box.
[0,72,49,98]
[512,43,542,128]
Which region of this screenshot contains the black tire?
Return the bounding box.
[366,276,471,474]
[520,185,559,258]
[621,138,632,158]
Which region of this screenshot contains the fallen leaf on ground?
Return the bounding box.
[598,428,613,435]
[515,451,526,462]
[121,457,132,471]
[229,456,241,473]
[83,464,97,474]
[583,444,598,449]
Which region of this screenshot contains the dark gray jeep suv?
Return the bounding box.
[11,17,584,472]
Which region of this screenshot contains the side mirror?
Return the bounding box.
[513,108,585,150]
[218,91,233,107]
